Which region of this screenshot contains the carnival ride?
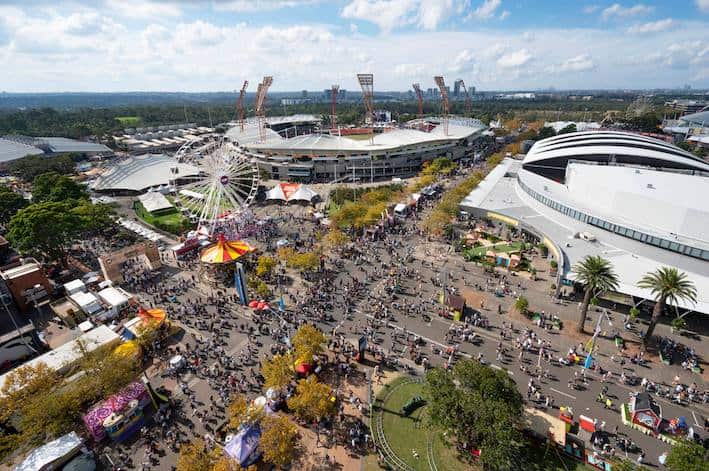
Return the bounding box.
[173,135,260,237]
[199,234,255,264]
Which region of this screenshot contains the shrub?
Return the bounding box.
[515,296,529,314]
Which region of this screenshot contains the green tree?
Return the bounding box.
[665,438,708,471]
[8,154,76,182]
[287,376,335,422]
[637,267,697,348]
[6,200,114,263]
[537,126,556,140]
[0,186,28,225]
[7,201,84,263]
[514,296,529,315]
[425,360,526,471]
[260,415,299,468]
[32,172,88,203]
[557,123,577,134]
[572,256,620,333]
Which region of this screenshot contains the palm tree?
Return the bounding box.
[637,267,697,348]
[572,256,620,333]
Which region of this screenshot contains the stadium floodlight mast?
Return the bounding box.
[174,135,259,237]
[357,73,375,144]
[331,84,340,131]
[412,83,424,119]
[255,76,274,143]
[434,75,450,136]
[236,80,248,132]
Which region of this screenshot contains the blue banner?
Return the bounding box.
[235,262,248,306]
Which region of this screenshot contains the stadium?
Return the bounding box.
[226,116,487,182]
[460,130,709,315]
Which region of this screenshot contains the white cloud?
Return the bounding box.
[212,0,323,12]
[497,48,532,68]
[469,0,501,20]
[499,10,510,20]
[696,0,709,13]
[341,0,417,33]
[548,54,596,73]
[104,0,182,19]
[393,63,426,77]
[627,18,676,33]
[583,5,600,14]
[601,3,653,20]
[450,49,477,73]
[350,23,358,34]
[341,0,461,32]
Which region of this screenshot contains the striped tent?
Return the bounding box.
[200,234,256,264]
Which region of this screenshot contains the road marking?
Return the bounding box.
[692,411,701,427]
[490,364,514,376]
[550,388,577,400]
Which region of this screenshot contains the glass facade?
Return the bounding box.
[517,177,709,262]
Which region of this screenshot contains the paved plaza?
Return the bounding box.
[74,169,708,471]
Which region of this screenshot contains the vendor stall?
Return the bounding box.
[82,381,151,442]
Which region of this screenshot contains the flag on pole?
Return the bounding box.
[584,353,593,369]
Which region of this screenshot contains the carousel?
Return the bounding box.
[199,234,256,283]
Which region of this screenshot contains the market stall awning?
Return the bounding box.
[200,235,255,264]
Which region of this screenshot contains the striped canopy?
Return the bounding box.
[200,234,255,264]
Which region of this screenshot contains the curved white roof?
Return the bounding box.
[525,130,709,172]
[92,154,200,192]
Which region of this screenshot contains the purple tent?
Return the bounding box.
[223,425,261,466]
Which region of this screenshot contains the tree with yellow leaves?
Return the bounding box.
[0,362,60,423]
[262,352,295,390]
[260,414,299,468]
[287,376,335,422]
[292,324,326,365]
[322,228,350,249]
[176,439,216,471]
[227,393,265,430]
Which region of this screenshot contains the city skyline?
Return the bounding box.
[0,0,708,92]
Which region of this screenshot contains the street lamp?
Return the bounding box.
[1,293,37,354]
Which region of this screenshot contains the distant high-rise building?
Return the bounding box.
[302,90,308,98]
[471,86,476,95]
[453,79,464,98]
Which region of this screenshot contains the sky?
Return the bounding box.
[0,0,708,92]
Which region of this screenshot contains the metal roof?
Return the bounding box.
[92,154,200,192]
[0,137,44,163]
[525,131,709,172]
[37,137,112,154]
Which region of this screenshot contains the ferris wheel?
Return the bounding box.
[174,135,259,236]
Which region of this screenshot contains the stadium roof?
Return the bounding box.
[526,130,709,172]
[230,122,483,154]
[92,154,200,193]
[678,110,709,127]
[460,158,709,315]
[0,137,44,163]
[37,137,112,154]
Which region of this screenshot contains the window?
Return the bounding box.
[669,242,680,251]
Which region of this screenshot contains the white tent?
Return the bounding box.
[290,185,318,202]
[266,183,318,202]
[138,192,173,213]
[265,185,287,201]
[15,431,83,471]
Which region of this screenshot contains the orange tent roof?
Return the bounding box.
[138,306,166,324]
[200,234,255,264]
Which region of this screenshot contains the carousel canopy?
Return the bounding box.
[200,235,255,264]
[266,183,318,202]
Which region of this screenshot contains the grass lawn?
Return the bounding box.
[115,116,142,126]
[134,201,191,234]
[464,241,523,258]
[372,377,595,471]
[375,377,474,471]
